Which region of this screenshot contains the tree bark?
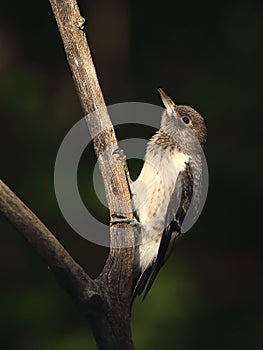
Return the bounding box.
[0,0,136,349]
[0,180,97,303]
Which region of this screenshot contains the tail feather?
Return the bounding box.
[131,266,152,303]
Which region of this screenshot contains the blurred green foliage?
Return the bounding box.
[0,0,263,349]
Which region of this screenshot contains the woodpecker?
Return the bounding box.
[129,89,207,301]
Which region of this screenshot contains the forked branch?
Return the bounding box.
[0,0,136,349]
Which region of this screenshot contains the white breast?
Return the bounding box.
[132,147,189,271]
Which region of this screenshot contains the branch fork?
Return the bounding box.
[0,0,136,349]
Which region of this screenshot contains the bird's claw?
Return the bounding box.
[113,148,126,163]
[113,148,133,187]
[110,213,140,227]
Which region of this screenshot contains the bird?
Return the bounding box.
[129,88,207,301]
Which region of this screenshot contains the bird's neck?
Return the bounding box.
[149,129,180,153]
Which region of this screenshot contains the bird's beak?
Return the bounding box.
[158,88,177,116]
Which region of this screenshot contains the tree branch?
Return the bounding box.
[1,0,136,349]
[0,180,97,303]
[48,0,135,245]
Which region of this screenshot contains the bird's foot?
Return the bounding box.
[110,213,140,227]
[113,147,126,162]
[113,148,132,186]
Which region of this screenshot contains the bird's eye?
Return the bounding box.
[182,116,190,124]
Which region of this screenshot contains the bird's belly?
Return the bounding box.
[131,151,188,271]
[131,163,176,271]
[132,160,177,238]
[132,174,170,241]
[137,235,162,272]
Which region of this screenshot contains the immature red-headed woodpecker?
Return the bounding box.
[112,89,207,301]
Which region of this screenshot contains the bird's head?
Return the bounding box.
[158,88,207,153]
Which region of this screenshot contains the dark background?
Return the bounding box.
[1,0,263,349]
